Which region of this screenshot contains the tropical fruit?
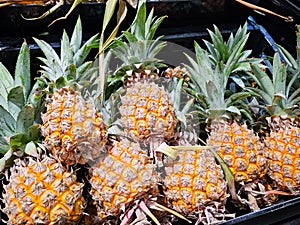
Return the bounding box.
[162,147,228,223]
[249,51,300,193]
[88,138,158,223]
[184,24,267,184]
[110,1,177,143]
[33,17,108,165]
[2,154,86,225]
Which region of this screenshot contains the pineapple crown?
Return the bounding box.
[248,52,300,117]
[0,41,40,171]
[111,0,166,76]
[32,17,99,97]
[184,24,259,122]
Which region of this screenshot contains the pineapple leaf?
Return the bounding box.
[0,62,13,99]
[0,137,9,154]
[9,133,28,149]
[225,92,251,108]
[286,70,300,97]
[33,37,63,79]
[77,61,93,77]
[8,86,25,118]
[272,52,286,94]
[173,78,183,111]
[148,15,166,41]
[102,0,118,34]
[99,0,128,53]
[226,105,241,115]
[123,31,138,43]
[249,63,274,103]
[276,43,298,69]
[14,41,31,99]
[247,87,273,106]
[74,33,98,67]
[25,124,40,142]
[0,105,16,137]
[61,30,73,71]
[132,0,147,40]
[16,104,35,133]
[70,17,83,54]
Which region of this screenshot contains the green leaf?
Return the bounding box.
[0,148,13,172]
[16,104,35,133]
[61,30,73,70]
[10,133,28,149]
[74,34,98,67]
[102,0,118,35]
[0,105,16,137]
[70,16,83,54]
[273,52,286,94]
[176,111,187,127]
[0,137,9,154]
[8,86,25,119]
[0,62,13,100]
[8,86,25,108]
[26,124,41,142]
[226,106,241,115]
[250,64,275,100]
[99,0,127,54]
[225,92,251,107]
[14,41,31,99]
[33,37,63,80]
[173,79,183,111]
[132,0,147,40]
[276,43,298,69]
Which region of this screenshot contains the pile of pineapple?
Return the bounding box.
[1,1,300,225]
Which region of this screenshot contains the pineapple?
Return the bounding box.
[88,137,159,223]
[2,153,86,225]
[184,24,267,184]
[119,81,177,141]
[110,1,177,142]
[162,147,228,221]
[248,51,300,193]
[0,41,86,225]
[33,17,108,165]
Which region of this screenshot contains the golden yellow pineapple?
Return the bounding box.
[162,147,228,218]
[110,1,178,142]
[2,154,86,225]
[207,120,266,183]
[88,138,159,222]
[266,117,300,191]
[33,18,108,165]
[41,87,107,165]
[120,81,177,141]
[184,24,267,183]
[249,51,300,193]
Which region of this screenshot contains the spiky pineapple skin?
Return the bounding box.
[2,155,86,225]
[120,81,177,141]
[89,138,158,221]
[266,116,300,192]
[162,148,228,216]
[41,86,107,165]
[207,120,267,183]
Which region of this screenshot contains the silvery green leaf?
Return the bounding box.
[16,104,35,133]
[0,105,16,137]
[14,42,31,99]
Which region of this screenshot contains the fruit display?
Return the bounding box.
[0,0,300,224]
